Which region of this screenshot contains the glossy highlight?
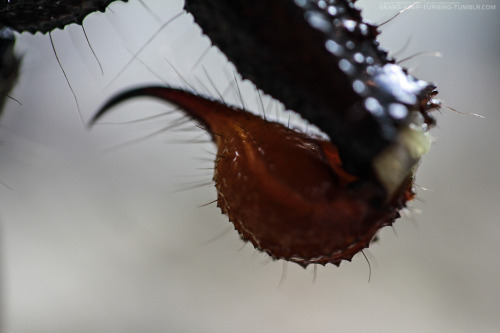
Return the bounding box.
[184,0,439,176]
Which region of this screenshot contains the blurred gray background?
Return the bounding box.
[1,0,499,332]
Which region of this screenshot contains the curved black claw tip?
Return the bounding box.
[88,85,166,129]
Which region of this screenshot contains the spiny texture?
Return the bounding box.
[185,0,438,176]
[0,0,127,33]
[92,87,415,267]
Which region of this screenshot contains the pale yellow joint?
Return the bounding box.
[373,112,431,198]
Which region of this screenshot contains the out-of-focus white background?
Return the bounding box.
[1,0,499,332]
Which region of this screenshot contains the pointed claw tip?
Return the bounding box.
[90,85,171,128]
